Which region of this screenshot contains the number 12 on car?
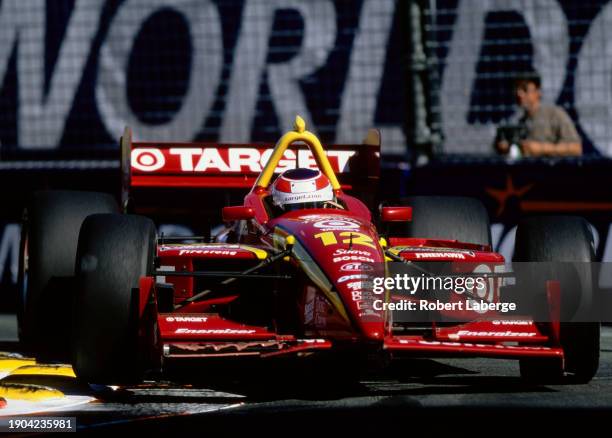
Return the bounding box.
[314,231,376,249]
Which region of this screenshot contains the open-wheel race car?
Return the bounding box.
[18,116,599,385]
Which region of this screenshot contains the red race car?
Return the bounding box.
[19,116,599,385]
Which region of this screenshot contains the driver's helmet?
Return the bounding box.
[271,168,334,211]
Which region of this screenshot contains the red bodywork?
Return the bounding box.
[120,125,564,371]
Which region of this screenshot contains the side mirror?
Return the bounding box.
[380,206,412,222]
[222,206,255,222]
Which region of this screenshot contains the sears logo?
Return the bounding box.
[165,316,208,323]
[340,263,374,272]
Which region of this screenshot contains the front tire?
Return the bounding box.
[514,216,599,383]
[18,191,118,357]
[396,196,491,246]
[72,214,156,384]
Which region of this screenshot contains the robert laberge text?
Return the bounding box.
[373,299,516,313]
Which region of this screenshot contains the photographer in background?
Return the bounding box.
[495,73,582,157]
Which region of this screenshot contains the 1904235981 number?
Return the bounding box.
[2,417,76,432]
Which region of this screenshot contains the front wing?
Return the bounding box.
[155,311,563,361]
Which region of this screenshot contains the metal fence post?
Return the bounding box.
[405,0,442,161]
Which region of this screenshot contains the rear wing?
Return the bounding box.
[120,126,380,212]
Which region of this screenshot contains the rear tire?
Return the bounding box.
[396,196,491,246]
[514,216,599,383]
[18,191,118,357]
[72,214,156,384]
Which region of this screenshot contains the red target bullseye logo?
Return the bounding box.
[131,148,165,172]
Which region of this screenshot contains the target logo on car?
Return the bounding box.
[313,219,360,230]
[130,147,356,175]
[132,148,165,171]
[165,316,208,323]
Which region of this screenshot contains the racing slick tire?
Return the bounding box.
[72,214,156,385]
[18,191,118,358]
[398,196,491,246]
[514,216,599,384]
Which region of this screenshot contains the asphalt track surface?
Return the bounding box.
[1,315,611,434]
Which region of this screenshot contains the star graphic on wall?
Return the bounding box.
[485,175,534,216]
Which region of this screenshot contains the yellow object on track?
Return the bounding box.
[0,358,36,375]
[9,365,76,378]
[0,383,65,401]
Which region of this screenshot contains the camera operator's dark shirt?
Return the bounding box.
[520,104,580,144]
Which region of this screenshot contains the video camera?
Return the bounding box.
[496,124,527,146]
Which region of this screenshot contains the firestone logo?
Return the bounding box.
[414,252,466,260]
[178,249,238,256]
